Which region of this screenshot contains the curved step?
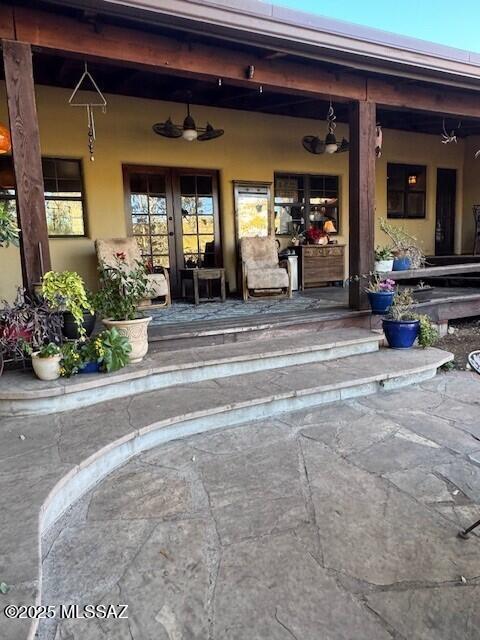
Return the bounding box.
[0,328,382,416]
[0,346,452,640]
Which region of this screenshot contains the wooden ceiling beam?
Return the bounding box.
[367,78,480,120]
[11,5,366,102]
[3,5,480,119]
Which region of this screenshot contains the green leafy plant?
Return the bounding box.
[374,245,393,261]
[95,328,131,372]
[416,314,439,348]
[37,342,61,358]
[93,254,149,321]
[379,217,425,268]
[60,341,82,377]
[0,202,20,248]
[41,271,93,336]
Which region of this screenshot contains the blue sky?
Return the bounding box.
[276,1,480,53]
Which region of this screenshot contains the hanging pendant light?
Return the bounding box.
[302,101,349,155]
[0,123,12,155]
[182,104,198,141]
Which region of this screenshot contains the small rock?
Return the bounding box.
[19,434,26,441]
[466,363,472,370]
[460,575,467,584]
[191,456,196,462]
[448,326,456,335]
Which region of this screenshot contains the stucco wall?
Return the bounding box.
[0,82,472,300]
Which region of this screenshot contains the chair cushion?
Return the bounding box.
[247,267,288,290]
[240,236,278,270]
[147,273,168,298]
[95,238,142,271]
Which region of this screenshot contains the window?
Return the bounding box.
[274,173,339,235]
[387,163,426,219]
[0,157,87,237]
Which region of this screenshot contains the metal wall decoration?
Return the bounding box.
[441,119,461,144]
[302,102,349,155]
[68,63,107,161]
[153,104,224,142]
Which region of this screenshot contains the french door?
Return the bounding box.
[123,166,221,295]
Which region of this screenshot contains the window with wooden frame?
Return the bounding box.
[274,172,340,236]
[0,156,87,237]
[387,163,426,219]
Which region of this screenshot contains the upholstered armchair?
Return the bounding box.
[240,236,292,301]
[95,238,171,308]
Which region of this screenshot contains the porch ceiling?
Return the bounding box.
[4,50,480,137]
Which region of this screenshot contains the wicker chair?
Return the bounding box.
[95,238,171,308]
[240,236,292,301]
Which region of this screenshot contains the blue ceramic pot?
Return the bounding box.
[79,361,101,374]
[392,255,412,271]
[383,319,419,349]
[367,290,395,315]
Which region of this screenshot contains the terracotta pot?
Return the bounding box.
[102,316,152,363]
[31,352,61,381]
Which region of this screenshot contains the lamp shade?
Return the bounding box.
[324,132,338,154]
[182,113,198,141]
[323,220,337,234]
[0,123,11,155]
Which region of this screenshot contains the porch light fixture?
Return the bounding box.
[153,104,224,143]
[0,123,11,155]
[302,102,349,155]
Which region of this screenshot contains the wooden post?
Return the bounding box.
[2,39,50,290]
[349,100,376,310]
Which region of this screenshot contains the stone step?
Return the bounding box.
[0,328,382,416]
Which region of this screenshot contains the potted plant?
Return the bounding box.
[411,281,434,303]
[0,289,63,376]
[78,328,131,374]
[93,253,151,363]
[31,342,62,381]
[374,246,394,273]
[380,218,425,271]
[383,290,438,349]
[306,227,328,245]
[366,275,396,315]
[41,271,95,339]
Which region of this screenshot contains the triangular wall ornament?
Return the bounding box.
[68,63,107,161]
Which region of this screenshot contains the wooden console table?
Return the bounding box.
[180,268,226,304]
[295,244,345,289]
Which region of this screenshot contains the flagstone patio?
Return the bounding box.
[37,372,480,640]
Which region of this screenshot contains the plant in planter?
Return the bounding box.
[374,246,394,273]
[306,227,328,245]
[59,341,82,378]
[41,271,95,339]
[0,289,63,375]
[93,253,151,363]
[0,202,20,248]
[382,289,437,349]
[379,218,425,270]
[31,342,62,381]
[78,328,131,374]
[366,274,396,315]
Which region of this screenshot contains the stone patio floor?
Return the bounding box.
[38,371,480,640]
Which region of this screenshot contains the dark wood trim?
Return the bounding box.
[11,5,366,101]
[2,40,51,289]
[349,100,376,310]
[0,5,15,39]
[4,5,480,118]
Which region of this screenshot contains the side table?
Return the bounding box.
[180,268,226,304]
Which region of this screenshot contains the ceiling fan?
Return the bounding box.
[302,102,349,155]
[153,104,224,142]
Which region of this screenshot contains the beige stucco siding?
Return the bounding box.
[0,82,473,301]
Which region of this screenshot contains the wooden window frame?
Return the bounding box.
[274,171,340,236]
[387,163,427,220]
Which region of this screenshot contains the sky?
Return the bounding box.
[275,0,480,53]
